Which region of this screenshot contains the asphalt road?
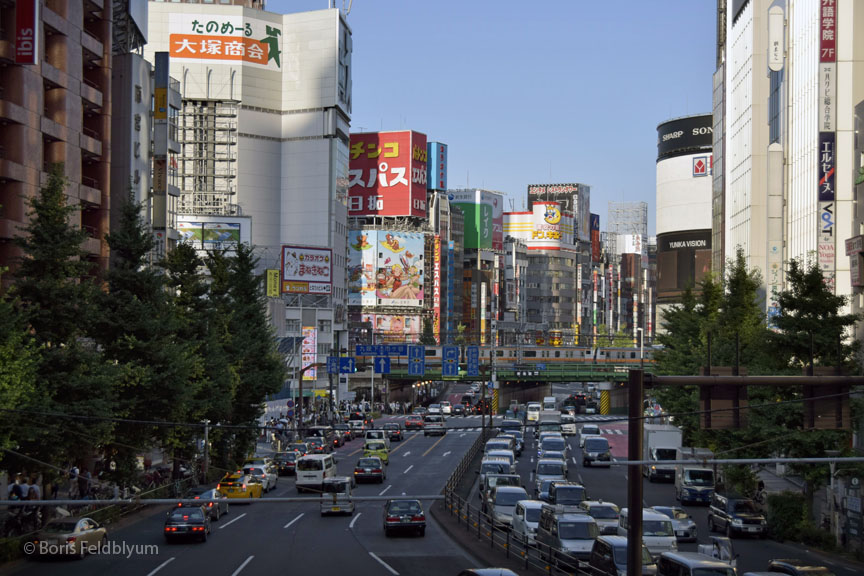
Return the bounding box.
[462,395,858,576]
[5,404,498,576]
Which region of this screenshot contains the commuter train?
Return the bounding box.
[409,345,657,365]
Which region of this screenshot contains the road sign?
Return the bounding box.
[466,345,480,377]
[339,357,356,374]
[355,345,378,356]
[442,345,459,377]
[374,357,391,374]
[408,345,425,376]
[386,344,408,356]
[286,400,294,409]
[286,410,294,419]
[327,356,339,375]
[486,381,494,391]
[535,363,546,370]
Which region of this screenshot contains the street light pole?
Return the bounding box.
[637,327,644,368]
[201,419,210,484]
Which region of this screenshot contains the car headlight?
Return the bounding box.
[671,540,678,550]
[732,519,743,527]
[761,519,767,525]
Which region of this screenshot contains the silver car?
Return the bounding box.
[320,476,354,516]
[485,485,529,527]
[652,506,697,542]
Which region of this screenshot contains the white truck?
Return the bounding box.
[642,423,683,482]
[536,410,563,438]
[675,447,716,505]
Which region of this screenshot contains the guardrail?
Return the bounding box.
[442,489,592,575]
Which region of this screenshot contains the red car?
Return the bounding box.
[405,415,424,430]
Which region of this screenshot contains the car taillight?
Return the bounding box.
[216,484,222,490]
[165,527,176,532]
[373,468,383,474]
[411,515,425,521]
[385,516,400,522]
[66,536,77,543]
[208,502,214,507]
[193,526,204,532]
[242,484,247,490]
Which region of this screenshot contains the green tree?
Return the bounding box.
[94,192,199,483]
[419,317,437,345]
[654,287,702,376]
[771,258,859,370]
[11,166,115,471]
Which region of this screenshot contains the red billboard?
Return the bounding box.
[15,0,39,65]
[348,130,428,218]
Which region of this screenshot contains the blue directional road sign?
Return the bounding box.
[466,345,480,377]
[374,357,391,374]
[339,357,356,374]
[442,345,460,377]
[408,345,425,376]
[327,356,339,375]
[386,344,408,356]
[355,345,380,356]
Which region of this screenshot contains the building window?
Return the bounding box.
[318,320,332,333]
[768,70,782,144]
[286,319,301,333]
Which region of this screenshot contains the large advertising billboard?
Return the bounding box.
[427,142,448,191]
[347,230,378,305]
[376,231,425,306]
[449,189,504,250]
[362,314,421,343]
[281,245,332,294]
[527,183,590,242]
[168,13,284,71]
[656,115,713,161]
[591,213,601,262]
[433,235,442,344]
[348,131,428,218]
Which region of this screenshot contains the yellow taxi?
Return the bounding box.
[363,440,389,465]
[216,471,264,499]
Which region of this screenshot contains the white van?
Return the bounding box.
[618,508,677,559]
[511,499,544,544]
[296,453,337,493]
[543,396,557,411]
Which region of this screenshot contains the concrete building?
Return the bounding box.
[655,114,714,330]
[0,0,113,275]
[717,0,864,322]
[145,2,353,395]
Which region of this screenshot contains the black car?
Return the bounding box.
[333,423,354,442]
[767,559,836,576]
[354,456,387,483]
[708,493,766,538]
[274,451,299,476]
[382,422,403,441]
[183,488,229,521]
[383,499,426,537]
[164,505,211,542]
[451,403,466,416]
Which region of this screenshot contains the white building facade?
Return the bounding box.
[145,3,353,394]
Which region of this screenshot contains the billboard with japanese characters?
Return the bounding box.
[301,326,317,381]
[347,230,378,306]
[375,231,425,307]
[449,189,504,250]
[281,245,332,294]
[348,131,428,218]
[169,13,283,71]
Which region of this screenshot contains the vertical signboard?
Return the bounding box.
[301,327,317,381]
[447,240,455,342]
[266,269,280,298]
[15,1,39,65]
[427,142,448,191]
[375,231,424,307]
[818,1,837,293]
[450,190,503,250]
[348,131,428,217]
[433,235,442,344]
[590,213,601,262]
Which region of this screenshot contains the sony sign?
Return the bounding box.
[657,114,714,161]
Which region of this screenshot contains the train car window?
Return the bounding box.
[554,351,560,358]
[630,352,636,359]
[425,348,437,357]
[523,350,536,358]
[496,350,504,357]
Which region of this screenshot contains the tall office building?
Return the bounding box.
[145,2,353,394]
[0,0,113,276]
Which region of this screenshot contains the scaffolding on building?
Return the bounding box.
[177,99,240,216]
[605,201,648,258]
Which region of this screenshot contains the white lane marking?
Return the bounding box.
[369,552,400,575]
[530,457,534,464]
[404,465,413,474]
[283,513,304,529]
[459,433,466,437]
[443,451,451,457]
[349,512,362,529]
[218,512,247,530]
[379,484,392,496]
[146,558,176,576]
[572,457,578,465]
[403,451,411,457]
[231,555,254,576]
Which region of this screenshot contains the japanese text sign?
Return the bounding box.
[169,14,282,71]
[818,132,836,202]
[282,245,332,294]
[348,131,428,217]
[820,0,836,63]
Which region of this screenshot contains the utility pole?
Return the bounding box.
[627,369,644,576]
[201,419,210,484]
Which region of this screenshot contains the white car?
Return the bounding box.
[428,403,442,416]
[470,383,481,393]
[440,401,452,415]
[580,434,604,450]
[560,414,577,435]
[243,464,278,492]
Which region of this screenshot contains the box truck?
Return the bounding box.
[642,424,683,482]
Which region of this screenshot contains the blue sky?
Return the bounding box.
[269,1,716,235]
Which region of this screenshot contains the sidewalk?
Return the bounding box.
[757,466,804,494]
